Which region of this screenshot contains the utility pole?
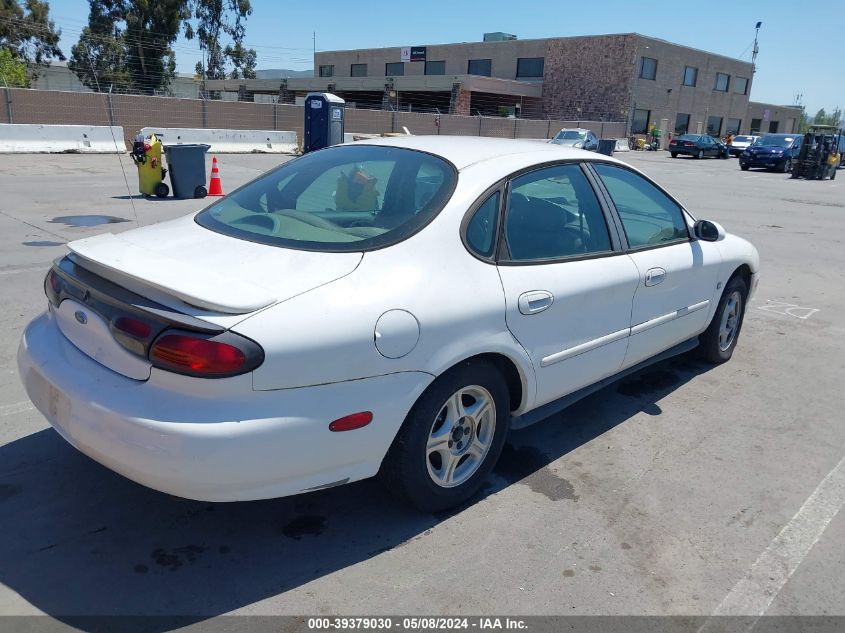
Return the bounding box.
[751,21,762,75]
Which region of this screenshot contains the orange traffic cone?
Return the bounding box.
[208,156,224,196]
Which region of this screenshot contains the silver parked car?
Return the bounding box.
[729,135,759,157]
[549,128,599,151]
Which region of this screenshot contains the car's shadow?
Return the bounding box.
[0,353,713,629]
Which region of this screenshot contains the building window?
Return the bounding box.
[714,72,730,92]
[674,113,690,134]
[350,63,367,77]
[516,57,544,78]
[638,57,657,80]
[682,66,698,87]
[726,118,742,135]
[425,60,445,75]
[632,108,651,134]
[733,77,748,95]
[707,116,723,136]
[750,118,762,133]
[385,62,404,76]
[318,65,334,78]
[468,58,492,76]
[769,121,779,133]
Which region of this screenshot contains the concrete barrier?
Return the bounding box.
[0,124,126,153]
[614,138,631,152]
[139,127,297,153]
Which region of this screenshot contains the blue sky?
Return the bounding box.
[46,0,842,115]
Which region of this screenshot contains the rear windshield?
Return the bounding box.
[555,130,587,140]
[733,136,754,142]
[754,135,794,147]
[196,145,456,252]
[676,134,700,141]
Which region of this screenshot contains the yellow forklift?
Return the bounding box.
[791,125,841,180]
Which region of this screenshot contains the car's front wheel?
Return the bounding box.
[699,275,748,364]
[380,361,510,511]
[740,163,750,171]
[782,158,793,173]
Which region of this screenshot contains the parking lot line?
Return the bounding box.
[0,401,34,417]
[699,454,845,630]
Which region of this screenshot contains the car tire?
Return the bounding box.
[698,275,748,364]
[781,158,792,173]
[696,150,703,160]
[379,360,510,512]
[671,152,678,158]
[740,163,749,171]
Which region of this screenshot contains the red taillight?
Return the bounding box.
[150,334,246,376]
[114,316,152,338]
[329,412,373,432]
[684,142,695,147]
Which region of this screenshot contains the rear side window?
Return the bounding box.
[593,164,688,248]
[197,145,456,252]
[504,164,612,261]
[465,191,500,258]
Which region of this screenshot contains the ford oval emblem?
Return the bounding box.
[74,310,88,325]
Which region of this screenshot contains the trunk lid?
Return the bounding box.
[67,214,363,318]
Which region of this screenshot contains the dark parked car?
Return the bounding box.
[669,134,726,159]
[739,134,801,172]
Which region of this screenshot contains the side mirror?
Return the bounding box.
[694,219,726,242]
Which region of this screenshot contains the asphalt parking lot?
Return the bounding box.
[0,148,843,625]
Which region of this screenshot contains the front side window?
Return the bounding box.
[425,60,446,75]
[385,62,404,76]
[639,57,657,80]
[350,63,367,77]
[504,164,612,261]
[714,72,730,91]
[593,164,688,249]
[197,146,456,252]
[465,191,500,258]
[632,108,650,134]
[318,65,334,78]
[682,66,698,87]
[516,57,544,78]
[468,58,492,76]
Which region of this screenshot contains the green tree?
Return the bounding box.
[0,46,28,86]
[184,0,255,81]
[0,0,64,80]
[69,0,188,95]
[812,107,843,127]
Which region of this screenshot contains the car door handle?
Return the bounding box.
[518,291,554,315]
[645,267,666,286]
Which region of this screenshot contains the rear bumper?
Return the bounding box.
[18,311,431,501]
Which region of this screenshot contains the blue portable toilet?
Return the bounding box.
[304,92,345,153]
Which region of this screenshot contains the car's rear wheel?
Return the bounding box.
[380,361,510,512]
[671,152,678,158]
[699,275,748,364]
[740,163,750,171]
[696,150,704,160]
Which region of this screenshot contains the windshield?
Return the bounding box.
[555,130,587,140]
[754,135,794,147]
[196,145,456,252]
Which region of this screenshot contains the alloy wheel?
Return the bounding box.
[718,291,742,352]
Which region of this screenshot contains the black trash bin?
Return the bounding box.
[597,139,615,156]
[163,143,210,199]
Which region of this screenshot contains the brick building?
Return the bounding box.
[206,32,801,136]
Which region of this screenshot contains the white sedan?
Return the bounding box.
[18,137,759,511]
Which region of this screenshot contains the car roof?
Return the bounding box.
[347,135,620,170]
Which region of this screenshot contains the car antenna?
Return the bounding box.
[89,56,140,229]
